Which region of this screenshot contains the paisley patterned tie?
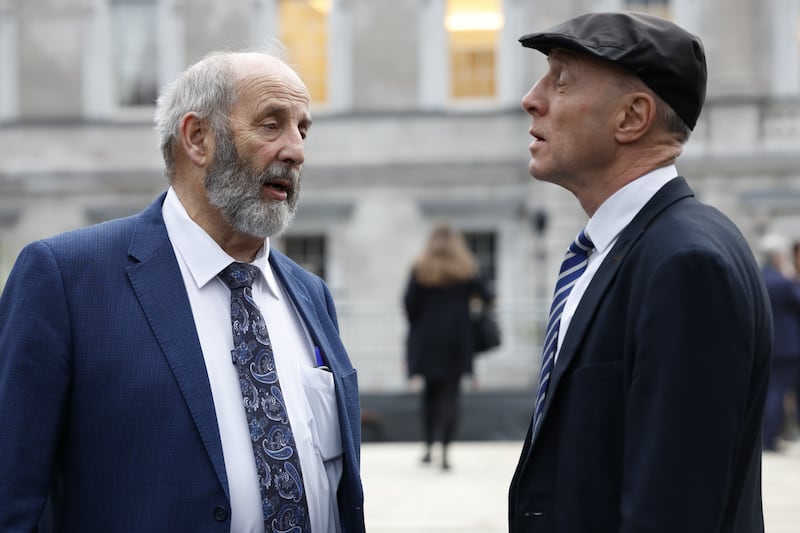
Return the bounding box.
[219,262,310,533]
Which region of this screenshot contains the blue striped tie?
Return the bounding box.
[533,229,594,429]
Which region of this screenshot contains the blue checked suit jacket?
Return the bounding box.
[0,193,365,532]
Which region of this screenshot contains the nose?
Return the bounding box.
[280,127,305,167]
[521,80,543,117]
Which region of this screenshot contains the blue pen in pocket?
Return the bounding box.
[314,346,330,371]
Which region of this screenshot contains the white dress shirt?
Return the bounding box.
[162,188,343,533]
[555,165,679,361]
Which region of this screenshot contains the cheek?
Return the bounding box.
[235,131,275,163]
[558,107,607,149]
[239,144,275,172]
[256,143,283,164]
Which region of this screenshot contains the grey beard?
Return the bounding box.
[204,139,301,240]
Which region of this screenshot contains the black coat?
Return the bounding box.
[404,275,491,380]
[509,177,772,533]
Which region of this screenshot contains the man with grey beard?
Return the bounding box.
[0,50,365,533]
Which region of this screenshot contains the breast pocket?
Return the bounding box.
[570,361,624,384]
[300,366,343,462]
[566,361,625,428]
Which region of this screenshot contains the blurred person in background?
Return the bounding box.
[509,12,772,532]
[0,49,365,533]
[791,239,800,441]
[761,234,800,450]
[403,223,493,471]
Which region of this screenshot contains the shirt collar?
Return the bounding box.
[585,165,678,254]
[161,187,282,300]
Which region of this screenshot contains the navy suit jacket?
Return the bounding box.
[509,178,772,533]
[0,194,365,532]
[761,264,800,361]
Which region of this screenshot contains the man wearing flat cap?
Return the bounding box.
[509,11,771,533]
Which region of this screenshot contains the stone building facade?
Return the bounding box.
[1,0,800,393]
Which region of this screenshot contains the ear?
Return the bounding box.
[178,112,214,168]
[614,92,656,144]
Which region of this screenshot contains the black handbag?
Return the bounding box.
[471,305,501,353]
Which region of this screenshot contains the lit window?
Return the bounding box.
[279,0,329,104]
[446,0,503,100]
[283,235,327,279]
[625,0,672,18]
[111,0,159,107]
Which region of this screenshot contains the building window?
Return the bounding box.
[464,230,496,285]
[625,0,671,18]
[446,0,503,100]
[279,0,329,104]
[111,0,159,107]
[283,234,327,279]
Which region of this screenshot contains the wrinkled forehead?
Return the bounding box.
[229,55,311,118]
[232,54,308,94]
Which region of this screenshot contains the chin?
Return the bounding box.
[529,167,558,185]
[528,162,545,180]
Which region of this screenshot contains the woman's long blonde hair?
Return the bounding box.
[413,223,478,287]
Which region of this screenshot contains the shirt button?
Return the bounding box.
[213,506,229,521]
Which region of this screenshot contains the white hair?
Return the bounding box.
[153,52,235,180]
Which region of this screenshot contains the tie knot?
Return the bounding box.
[219,262,260,290]
[569,229,594,257]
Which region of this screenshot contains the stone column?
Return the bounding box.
[418,0,447,110]
[684,0,766,98]
[0,0,19,121]
[768,0,799,96]
[327,0,353,112]
[81,0,111,120]
[673,0,765,153]
[498,0,524,108]
[15,0,87,119]
[158,0,184,92]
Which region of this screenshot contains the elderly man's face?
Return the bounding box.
[204,128,302,239]
[205,58,311,239]
[521,49,629,191]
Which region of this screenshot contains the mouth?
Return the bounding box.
[529,129,547,154]
[261,178,292,201]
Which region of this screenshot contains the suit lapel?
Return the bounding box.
[125,194,229,497]
[529,177,695,447]
[268,252,340,371]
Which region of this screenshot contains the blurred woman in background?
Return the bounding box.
[404,223,493,470]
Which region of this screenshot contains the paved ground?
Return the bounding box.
[361,439,800,533]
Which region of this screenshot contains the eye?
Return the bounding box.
[259,121,282,140]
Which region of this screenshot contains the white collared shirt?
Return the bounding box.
[556,165,679,361]
[162,188,342,533]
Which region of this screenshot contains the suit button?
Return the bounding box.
[214,506,229,521]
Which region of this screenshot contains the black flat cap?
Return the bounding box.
[519,11,707,130]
